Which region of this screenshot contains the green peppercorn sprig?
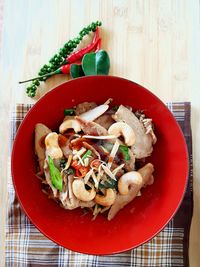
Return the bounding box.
[26,21,102,98]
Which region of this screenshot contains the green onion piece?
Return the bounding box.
[48,156,63,191]
[64,108,75,116]
[82,150,92,161]
[119,145,130,161]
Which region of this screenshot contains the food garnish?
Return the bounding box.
[48,156,63,191]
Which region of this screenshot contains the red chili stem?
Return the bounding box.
[19,69,61,83]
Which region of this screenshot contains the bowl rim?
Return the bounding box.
[11,75,189,255]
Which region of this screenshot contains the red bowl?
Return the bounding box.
[11,76,188,255]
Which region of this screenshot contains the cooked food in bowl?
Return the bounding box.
[35,99,157,220]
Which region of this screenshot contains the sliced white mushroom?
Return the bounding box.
[80,104,109,121]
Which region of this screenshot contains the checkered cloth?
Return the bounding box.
[6,103,193,267]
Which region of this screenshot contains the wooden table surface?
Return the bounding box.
[0,0,199,266]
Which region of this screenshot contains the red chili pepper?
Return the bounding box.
[71,160,80,169]
[92,26,99,43]
[60,61,82,74]
[59,64,70,74]
[76,166,89,178]
[71,160,89,177]
[19,28,100,84]
[95,38,101,52]
[66,29,100,64]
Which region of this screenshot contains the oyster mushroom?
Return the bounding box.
[35,123,51,174]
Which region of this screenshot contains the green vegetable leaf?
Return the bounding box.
[82,50,110,76]
[48,156,63,191]
[64,108,75,116]
[119,145,130,161]
[70,64,85,78]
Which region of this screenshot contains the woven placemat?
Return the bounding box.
[6,102,193,267]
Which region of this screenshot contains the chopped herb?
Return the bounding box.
[119,145,130,161]
[82,149,92,161]
[64,108,75,116]
[48,156,63,191]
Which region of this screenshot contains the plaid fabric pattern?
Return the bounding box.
[6,103,193,267]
